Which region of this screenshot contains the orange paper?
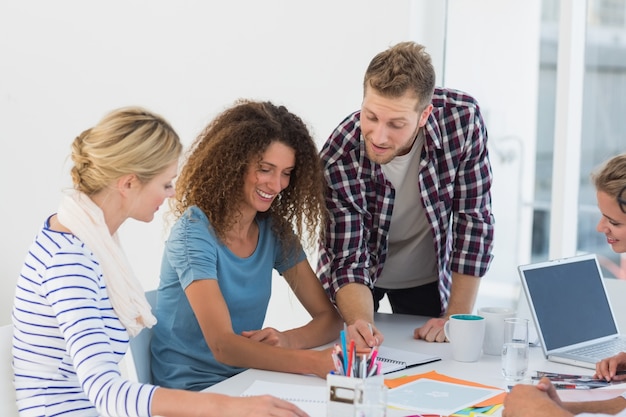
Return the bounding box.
[384,370,506,407]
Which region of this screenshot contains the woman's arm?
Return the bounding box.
[563,397,626,415]
[185,279,335,378]
[42,248,156,417]
[275,259,343,349]
[151,388,308,417]
[243,260,343,349]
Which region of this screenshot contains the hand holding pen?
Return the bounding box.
[332,329,383,377]
[346,319,384,349]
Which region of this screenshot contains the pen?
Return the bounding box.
[340,328,348,376]
[367,360,378,377]
[360,354,367,378]
[331,348,344,375]
[367,345,379,375]
[347,339,355,377]
[367,322,379,346]
[553,383,591,390]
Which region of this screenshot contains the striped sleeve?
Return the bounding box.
[12,228,156,417]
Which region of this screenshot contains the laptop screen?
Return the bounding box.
[520,255,618,351]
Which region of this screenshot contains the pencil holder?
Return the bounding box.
[327,374,385,417]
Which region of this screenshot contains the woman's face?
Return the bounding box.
[241,141,295,214]
[131,161,178,223]
[596,190,626,254]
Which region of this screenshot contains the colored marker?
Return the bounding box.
[367,345,379,375]
[340,329,348,376]
[553,383,591,390]
[347,340,355,377]
[331,349,344,375]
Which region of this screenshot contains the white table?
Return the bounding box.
[204,312,599,416]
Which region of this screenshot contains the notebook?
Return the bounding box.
[518,253,626,369]
[376,345,440,374]
[241,380,325,417]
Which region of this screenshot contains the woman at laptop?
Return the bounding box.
[503,153,626,417]
[593,152,626,383]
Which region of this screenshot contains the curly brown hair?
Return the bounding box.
[173,99,327,251]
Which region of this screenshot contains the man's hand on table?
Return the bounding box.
[413,317,448,343]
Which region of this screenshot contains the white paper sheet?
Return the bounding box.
[241,380,326,417]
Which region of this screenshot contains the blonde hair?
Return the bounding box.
[70,107,182,195]
[364,41,436,111]
[592,153,626,203]
[591,153,626,213]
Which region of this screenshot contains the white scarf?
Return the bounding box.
[57,189,156,337]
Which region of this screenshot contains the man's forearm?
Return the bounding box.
[335,282,375,324]
[445,272,481,317]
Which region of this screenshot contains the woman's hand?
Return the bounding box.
[241,327,290,348]
[595,351,626,381]
[314,347,338,378]
[216,393,309,417]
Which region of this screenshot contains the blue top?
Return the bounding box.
[150,206,305,391]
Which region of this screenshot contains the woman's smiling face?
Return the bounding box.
[596,190,626,254]
[241,141,295,214]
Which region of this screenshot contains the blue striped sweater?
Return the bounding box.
[12,218,156,417]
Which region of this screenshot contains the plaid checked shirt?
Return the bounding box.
[317,87,495,313]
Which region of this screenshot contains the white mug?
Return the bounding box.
[477,307,517,355]
[444,314,486,362]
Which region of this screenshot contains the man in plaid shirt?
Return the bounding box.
[317,41,494,348]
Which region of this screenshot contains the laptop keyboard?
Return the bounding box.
[568,339,626,360]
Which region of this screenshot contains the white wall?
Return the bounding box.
[443,0,542,308]
[0,0,415,326]
[0,0,541,327]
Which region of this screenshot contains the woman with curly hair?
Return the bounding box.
[150,100,343,391]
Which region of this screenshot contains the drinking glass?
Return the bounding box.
[501,318,529,382]
[354,377,387,417]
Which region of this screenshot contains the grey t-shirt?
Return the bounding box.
[377,131,437,290]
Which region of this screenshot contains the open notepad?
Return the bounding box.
[376,345,440,374]
[242,380,326,417]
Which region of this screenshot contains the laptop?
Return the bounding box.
[518,253,626,369]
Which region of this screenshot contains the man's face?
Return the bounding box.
[360,88,432,165]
